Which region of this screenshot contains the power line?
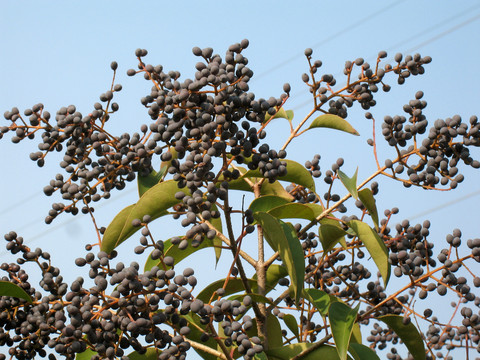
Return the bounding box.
[386,3,480,54]
[0,186,137,259]
[404,12,480,54]
[289,10,480,111]
[2,4,479,249]
[253,0,408,81]
[0,2,474,220]
[8,186,136,234]
[406,189,480,221]
[0,192,42,216]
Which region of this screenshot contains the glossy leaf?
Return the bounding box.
[303,288,339,316]
[100,204,135,253]
[243,159,316,191]
[249,195,290,215]
[318,224,347,254]
[75,348,97,360]
[229,176,294,201]
[144,236,216,272]
[266,314,283,349]
[160,147,178,170]
[211,203,223,265]
[181,313,218,360]
[245,317,259,339]
[0,281,33,304]
[196,278,257,303]
[137,165,167,197]
[348,343,380,360]
[230,266,288,310]
[252,264,289,293]
[268,203,323,221]
[255,213,304,304]
[378,315,426,360]
[217,322,240,358]
[348,220,390,288]
[266,343,344,360]
[264,107,294,122]
[254,352,268,360]
[337,168,359,200]
[283,314,300,340]
[307,114,359,136]
[351,322,362,344]
[229,293,274,306]
[102,180,187,253]
[320,217,349,248]
[128,348,161,360]
[358,188,379,229]
[329,302,359,360]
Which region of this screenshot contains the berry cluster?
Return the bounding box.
[302,49,431,121]
[2,81,153,223]
[1,41,289,228]
[0,230,266,360]
[387,219,436,280]
[378,93,480,189]
[126,41,289,241]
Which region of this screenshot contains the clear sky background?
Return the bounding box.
[1,1,480,358]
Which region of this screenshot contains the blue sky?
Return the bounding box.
[1,0,480,357]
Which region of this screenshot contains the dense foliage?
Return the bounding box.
[1,40,480,360]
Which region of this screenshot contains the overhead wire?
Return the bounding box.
[253,0,408,82]
[0,0,414,243]
[0,186,137,258]
[0,0,410,219]
[1,3,479,255]
[406,189,480,222]
[289,9,480,111]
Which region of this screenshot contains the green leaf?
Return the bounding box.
[377,315,426,360]
[211,203,223,265]
[254,213,304,304]
[100,204,135,252]
[217,321,241,358]
[144,236,216,272]
[102,180,188,253]
[245,317,259,339]
[252,264,289,294]
[254,352,268,360]
[75,348,97,360]
[337,168,359,200]
[348,343,380,360]
[329,302,359,360]
[229,266,288,311]
[318,224,348,254]
[268,203,324,221]
[348,220,390,288]
[283,314,300,340]
[358,188,379,230]
[196,278,258,303]
[160,147,178,169]
[307,114,359,136]
[137,165,168,197]
[127,348,161,360]
[229,293,274,306]
[351,322,362,344]
[303,288,339,317]
[228,176,294,201]
[266,314,284,349]
[264,107,294,122]
[0,281,33,304]
[181,313,218,360]
[243,159,316,191]
[266,343,344,360]
[249,195,291,215]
